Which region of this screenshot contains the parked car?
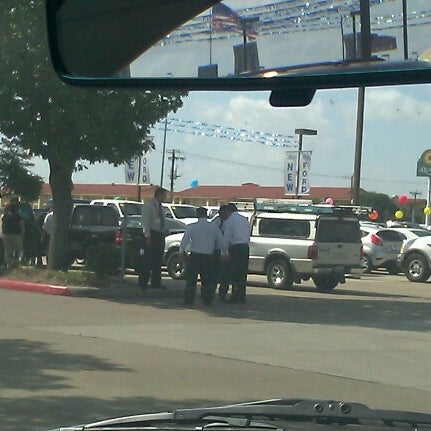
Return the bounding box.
[90,199,144,220]
[398,236,431,282]
[115,216,188,273]
[68,204,120,265]
[361,226,431,274]
[248,202,362,292]
[165,201,363,292]
[162,203,198,225]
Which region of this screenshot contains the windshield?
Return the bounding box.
[119,202,144,216]
[2,2,431,431]
[171,206,197,219]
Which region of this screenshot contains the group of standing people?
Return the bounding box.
[1,198,26,267]
[1,197,51,268]
[138,187,250,307]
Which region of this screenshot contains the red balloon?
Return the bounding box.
[369,210,379,221]
[399,195,408,205]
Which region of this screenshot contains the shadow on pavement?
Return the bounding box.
[0,339,131,392]
[99,278,431,332]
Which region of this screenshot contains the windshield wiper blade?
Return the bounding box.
[68,399,431,430]
[175,399,431,425]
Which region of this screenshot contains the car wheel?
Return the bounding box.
[266,259,293,290]
[312,276,339,292]
[361,254,372,273]
[166,252,185,280]
[405,253,430,282]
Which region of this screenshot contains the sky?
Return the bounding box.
[29,0,431,200]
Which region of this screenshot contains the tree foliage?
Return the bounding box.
[359,191,397,222]
[0,1,187,269]
[0,138,43,201]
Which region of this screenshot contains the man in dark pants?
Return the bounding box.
[222,203,250,303]
[139,187,168,290]
[179,207,223,306]
[213,205,231,301]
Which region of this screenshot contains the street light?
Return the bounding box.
[294,128,317,198]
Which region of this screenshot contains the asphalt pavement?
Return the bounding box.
[0,273,430,431]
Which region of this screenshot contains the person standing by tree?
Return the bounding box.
[139,187,168,290]
[2,199,25,267]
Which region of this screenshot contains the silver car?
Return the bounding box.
[360,227,429,274]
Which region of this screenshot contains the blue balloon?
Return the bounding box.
[190,179,199,188]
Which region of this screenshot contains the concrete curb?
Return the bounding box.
[0,278,72,296]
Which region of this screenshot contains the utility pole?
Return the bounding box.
[410,191,422,223]
[167,150,185,203]
[351,0,371,205]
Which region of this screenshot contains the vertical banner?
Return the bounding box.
[125,158,139,184]
[125,152,151,184]
[141,153,150,184]
[298,151,312,195]
[284,151,312,195]
[284,151,298,195]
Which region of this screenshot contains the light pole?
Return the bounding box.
[295,128,317,198]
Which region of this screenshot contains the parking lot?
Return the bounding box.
[0,271,430,431]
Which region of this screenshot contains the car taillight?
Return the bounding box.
[370,234,383,246]
[114,231,122,245]
[308,245,318,260]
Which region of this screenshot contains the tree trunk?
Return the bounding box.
[47,159,74,270]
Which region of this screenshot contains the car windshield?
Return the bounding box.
[171,206,197,219]
[2,2,431,431]
[411,229,431,237]
[119,203,144,216]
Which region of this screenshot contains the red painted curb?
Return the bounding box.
[0,278,72,296]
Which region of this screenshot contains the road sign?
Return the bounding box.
[417,149,431,177]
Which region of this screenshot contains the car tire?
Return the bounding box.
[361,254,372,274]
[166,251,185,280]
[266,259,293,290]
[404,253,430,282]
[312,276,339,292]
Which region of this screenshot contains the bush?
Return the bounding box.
[85,243,121,277]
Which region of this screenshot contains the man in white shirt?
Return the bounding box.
[179,207,223,306]
[222,203,251,303]
[139,187,168,290]
[42,206,54,258]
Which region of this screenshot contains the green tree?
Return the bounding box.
[359,191,397,222]
[0,2,186,269]
[0,138,43,202]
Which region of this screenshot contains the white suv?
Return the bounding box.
[162,203,198,225]
[248,203,363,292]
[398,236,431,282]
[90,199,144,219]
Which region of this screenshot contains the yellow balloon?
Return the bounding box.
[395,210,404,219]
[424,207,431,216]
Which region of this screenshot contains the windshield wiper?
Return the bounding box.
[56,399,431,431]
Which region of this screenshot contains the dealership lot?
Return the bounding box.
[0,272,430,431]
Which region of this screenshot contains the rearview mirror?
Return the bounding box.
[47,0,431,90]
